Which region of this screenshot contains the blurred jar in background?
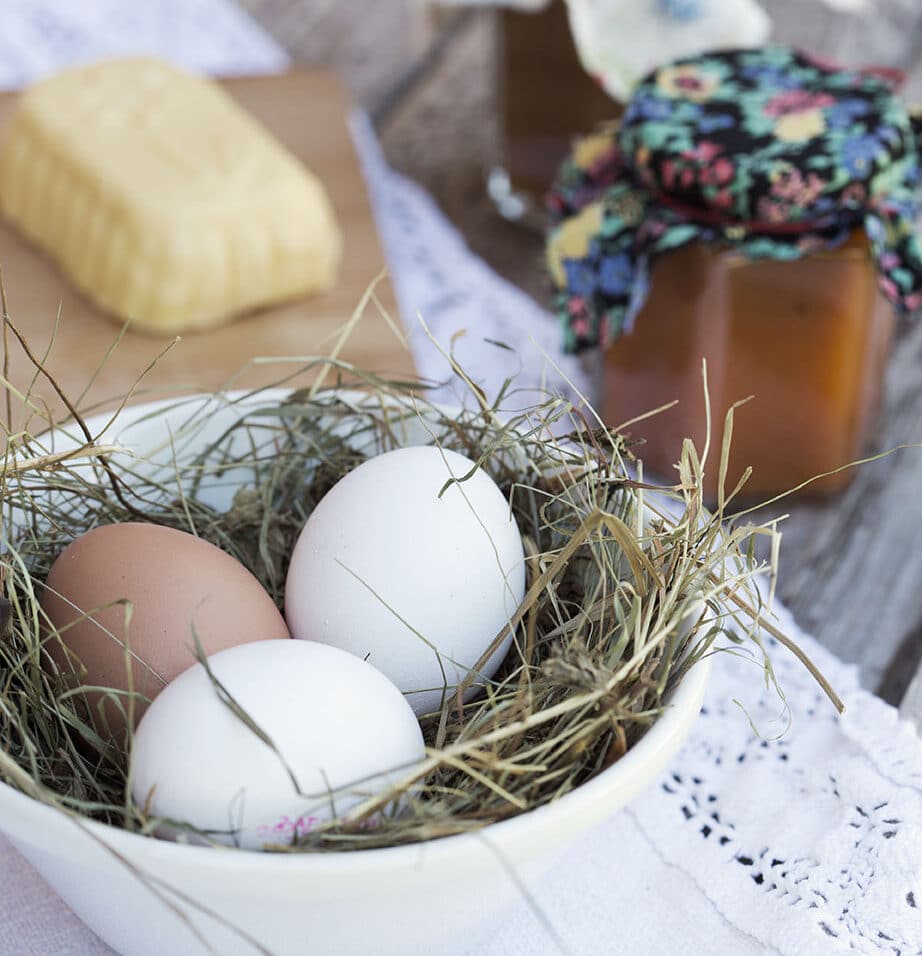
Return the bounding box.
[547,46,922,501]
[489,0,771,219]
[600,233,894,500]
[492,0,615,214]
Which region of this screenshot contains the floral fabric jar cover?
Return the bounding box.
[547,46,922,352]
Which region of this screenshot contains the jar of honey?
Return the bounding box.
[601,232,894,499]
[547,46,922,501]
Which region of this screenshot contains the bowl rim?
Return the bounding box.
[2,389,712,874]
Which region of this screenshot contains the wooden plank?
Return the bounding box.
[0,69,414,432]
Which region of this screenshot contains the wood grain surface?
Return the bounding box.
[0,69,414,432]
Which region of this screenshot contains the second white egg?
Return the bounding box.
[130,640,425,850]
[285,446,526,715]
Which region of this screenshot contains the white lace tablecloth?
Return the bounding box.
[0,3,921,954]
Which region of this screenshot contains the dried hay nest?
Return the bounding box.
[0,313,838,852]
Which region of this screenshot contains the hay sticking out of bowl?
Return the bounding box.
[0,326,839,853]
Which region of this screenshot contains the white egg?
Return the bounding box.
[130,640,425,850]
[285,445,526,715]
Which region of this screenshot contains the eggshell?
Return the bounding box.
[285,446,526,715]
[42,522,289,742]
[130,640,425,849]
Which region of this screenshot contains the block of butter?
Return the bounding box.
[0,59,342,335]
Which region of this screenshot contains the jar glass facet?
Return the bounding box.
[499,1,616,200]
[601,230,894,500]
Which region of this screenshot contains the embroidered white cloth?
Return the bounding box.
[0,3,920,955]
[432,0,869,100]
[567,0,877,101]
[0,0,288,89]
[349,112,590,412]
[566,0,772,100]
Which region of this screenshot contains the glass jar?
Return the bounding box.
[601,230,895,500]
[548,46,921,503]
[496,1,616,207]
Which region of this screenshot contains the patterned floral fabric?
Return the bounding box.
[547,46,922,352]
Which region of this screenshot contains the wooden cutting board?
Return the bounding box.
[0,69,415,433]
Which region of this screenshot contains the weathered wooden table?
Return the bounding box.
[240,0,922,724]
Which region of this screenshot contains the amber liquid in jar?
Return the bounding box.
[499,1,617,199]
[602,231,894,501]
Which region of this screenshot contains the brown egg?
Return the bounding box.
[41,522,290,745]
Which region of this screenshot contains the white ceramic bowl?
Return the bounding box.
[0,392,711,956]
